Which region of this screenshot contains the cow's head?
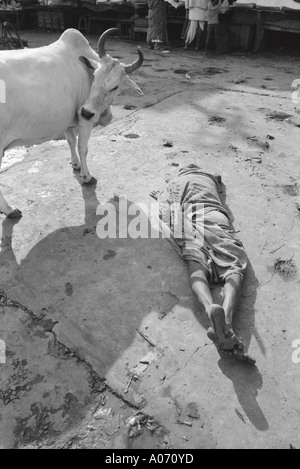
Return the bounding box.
[79,28,143,125]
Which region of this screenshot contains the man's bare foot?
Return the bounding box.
[207,326,256,366]
[207,325,244,349]
[208,305,240,350]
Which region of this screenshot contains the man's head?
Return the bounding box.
[79,29,143,124]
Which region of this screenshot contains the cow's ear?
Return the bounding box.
[79,56,99,76]
[123,74,143,96]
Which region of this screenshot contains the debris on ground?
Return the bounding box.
[274,258,297,278]
[83,228,94,236]
[229,144,238,152]
[158,310,168,320]
[124,105,138,110]
[124,133,140,139]
[270,244,285,255]
[132,351,159,377]
[93,407,113,420]
[124,373,139,394]
[137,330,156,347]
[246,136,270,151]
[235,409,247,424]
[234,78,247,84]
[175,419,193,427]
[245,157,262,163]
[126,413,147,438]
[209,116,226,124]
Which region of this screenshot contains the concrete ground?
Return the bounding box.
[0,31,300,449]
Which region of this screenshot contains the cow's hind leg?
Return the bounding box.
[0,151,22,218]
[65,128,81,171]
[77,121,96,185]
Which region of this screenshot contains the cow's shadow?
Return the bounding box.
[1,178,189,446]
[0,179,182,374]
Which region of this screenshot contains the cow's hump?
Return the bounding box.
[59,29,90,49]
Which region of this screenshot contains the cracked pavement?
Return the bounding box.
[0,32,300,449]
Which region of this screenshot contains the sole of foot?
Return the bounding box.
[207,326,256,366]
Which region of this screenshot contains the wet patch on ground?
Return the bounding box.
[173,69,188,74]
[124,133,140,139]
[203,67,229,76]
[281,183,300,197]
[266,111,292,121]
[103,250,117,260]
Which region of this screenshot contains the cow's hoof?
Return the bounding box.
[82,176,97,186]
[7,208,22,219]
[71,163,81,171]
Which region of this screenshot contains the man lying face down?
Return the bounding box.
[151,164,255,365]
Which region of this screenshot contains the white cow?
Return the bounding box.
[0,28,143,218]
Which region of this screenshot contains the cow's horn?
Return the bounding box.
[97,28,118,58]
[124,47,144,74]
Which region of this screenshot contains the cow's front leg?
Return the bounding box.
[0,190,22,218]
[65,128,81,171]
[0,150,22,218]
[77,120,96,185]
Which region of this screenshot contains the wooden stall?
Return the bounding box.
[0,1,34,29]
[233,0,300,51]
[4,0,299,52]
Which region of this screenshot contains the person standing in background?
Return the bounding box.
[205,0,221,54]
[146,0,168,51]
[184,0,209,51]
[147,0,180,52]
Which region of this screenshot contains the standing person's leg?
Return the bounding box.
[185,20,197,49]
[214,23,219,52]
[205,24,213,54]
[195,22,204,50]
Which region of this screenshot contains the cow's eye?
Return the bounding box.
[111,86,118,92]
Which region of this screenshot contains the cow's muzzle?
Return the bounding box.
[81,107,95,120]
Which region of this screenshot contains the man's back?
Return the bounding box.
[164,164,228,217]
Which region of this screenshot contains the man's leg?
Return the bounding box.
[188,260,213,314]
[207,272,250,348]
[188,260,239,350]
[222,273,243,329]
